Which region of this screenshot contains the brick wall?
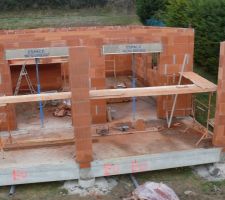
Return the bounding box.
[10,63,62,92]
[105,54,132,77]
[0,61,17,131]
[0,26,194,130]
[213,42,225,147]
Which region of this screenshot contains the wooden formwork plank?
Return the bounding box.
[3,138,74,151]
[0,84,217,104]
[182,72,217,90]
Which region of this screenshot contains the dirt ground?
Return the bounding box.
[1,167,225,200]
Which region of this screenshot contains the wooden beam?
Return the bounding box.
[3,138,74,151]
[0,84,217,104]
[90,84,217,99]
[181,72,217,90]
[0,92,71,104]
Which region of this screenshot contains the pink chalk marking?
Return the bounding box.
[104,164,120,176]
[12,169,28,181]
[131,160,148,173]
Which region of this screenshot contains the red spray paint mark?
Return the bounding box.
[12,169,27,181]
[104,164,120,176]
[131,160,148,173]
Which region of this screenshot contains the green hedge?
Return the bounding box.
[135,0,225,76]
[136,0,168,23]
[162,0,225,75]
[0,0,107,10]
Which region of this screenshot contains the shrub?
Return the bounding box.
[136,0,168,23]
[162,0,225,75]
[0,0,108,10]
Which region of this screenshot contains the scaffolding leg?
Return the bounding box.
[206,92,212,131]
[196,92,213,146]
[35,58,44,128]
[0,134,4,159]
[6,104,12,144]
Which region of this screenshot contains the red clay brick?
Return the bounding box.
[213,42,225,147]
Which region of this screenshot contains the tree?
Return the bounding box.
[0,0,107,10]
[136,0,168,23]
[162,0,225,75]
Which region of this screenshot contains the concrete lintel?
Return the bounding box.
[102,43,163,55]
[5,47,69,60]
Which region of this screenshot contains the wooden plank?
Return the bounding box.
[4,128,161,151]
[0,84,217,104]
[90,84,216,99]
[182,72,217,90]
[0,92,71,104]
[3,138,75,151]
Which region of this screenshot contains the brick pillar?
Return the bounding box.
[69,47,93,168]
[213,42,225,147]
[0,60,17,131]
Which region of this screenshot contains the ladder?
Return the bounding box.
[14,63,36,95]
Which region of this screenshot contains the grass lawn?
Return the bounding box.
[0,8,140,30]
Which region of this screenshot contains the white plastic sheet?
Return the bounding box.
[132,182,180,200]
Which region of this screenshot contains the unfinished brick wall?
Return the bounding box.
[213,42,225,147]
[0,26,194,131]
[89,47,107,124]
[105,55,132,77]
[0,60,17,131]
[10,63,63,92]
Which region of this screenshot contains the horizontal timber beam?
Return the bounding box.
[90,84,216,99]
[0,84,217,104]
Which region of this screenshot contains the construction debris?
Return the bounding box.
[113,122,132,132]
[134,119,146,131]
[117,82,127,88]
[193,163,225,181]
[96,125,110,136]
[124,182,179,200]
[184,190,197,196]
[53,100,71,117]
[62,177,118,196]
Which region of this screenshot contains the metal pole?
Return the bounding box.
[168,54,188,128]
[35,58,44,128]
[206,92,212,131]
[9,185,16,196]
[132,54,136,121]
[129,174,139,188]
[6,104,12,144]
